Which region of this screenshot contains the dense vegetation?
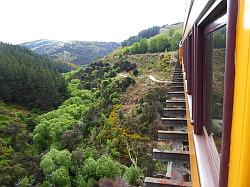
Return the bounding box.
[0,49,176,186]
[0,43,68,110]
[22,39,121,66]
[0,101,39,186]
[0,23,179,186]
[123,27,182,54]
[122,26,160,47]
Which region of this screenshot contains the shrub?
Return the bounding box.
[96,156,122,179]
[132,69,139,77]
[123,166,141,185]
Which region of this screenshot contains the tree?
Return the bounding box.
[137,39,148,54]
[123,166,141,185]
[148,38,158,53]
[81,157,97,180]
[0,42,68,110]
[96,156,122,179]
[51,167,71,187]
[157,36,170,52]
[40,155,55,175]
[40,149,72,185]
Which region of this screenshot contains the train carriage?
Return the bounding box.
[181,0,250,186]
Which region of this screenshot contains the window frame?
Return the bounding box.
[203,20,226,141]
[187,0,237,186]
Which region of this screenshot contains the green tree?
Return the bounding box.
[148,38,158,53]
[40,155,55,175]
[137,39,148,54]
[96,156,122,179]
[157,36,170,52]
[82,157,97,179]
[123,166,141,185]
[40,148,72,186]
[51,167,71,187]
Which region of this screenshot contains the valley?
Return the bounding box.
[0,23,182,186]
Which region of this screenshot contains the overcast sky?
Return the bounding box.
[0,0,186,44]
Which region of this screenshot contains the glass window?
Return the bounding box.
[204,26,226,154]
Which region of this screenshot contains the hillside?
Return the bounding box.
[119,22,183,55]
[22,39,120,66]
[121,22,183,48]
[160,22,183,35]
[0,42,68,110]
[0,22,183,186]
[0,49,177,186]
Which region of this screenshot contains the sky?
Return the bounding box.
[0,0,186,44]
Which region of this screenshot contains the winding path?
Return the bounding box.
[148,75,170,83]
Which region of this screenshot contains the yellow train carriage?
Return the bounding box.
[181,0,250,186]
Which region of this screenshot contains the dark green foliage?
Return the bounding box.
[214,28,226,48]
[114,61,137,72]
[124,27,182,54]
[138,26,160,39]
[132,69,139,77]
[0,101,42,186]
[122,26,160,47]
[0,42,68,110]
[0,44,174,186]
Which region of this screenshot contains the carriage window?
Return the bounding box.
[204,26,226,154]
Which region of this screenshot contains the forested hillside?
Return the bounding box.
[0,22,182,186]
[122,26,160,47]
[122,23,183,54]
[22,39,120,66]
[0,51,177,186]
[0,42,68,110]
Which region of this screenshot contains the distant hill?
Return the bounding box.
[117,22,183,55]
[22,39,120,66]
[121,22,183,47]
[160,22,183,35]
[122,26,160,47]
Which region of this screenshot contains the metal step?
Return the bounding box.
[169,86,184,92]
[171,82,184,87]
[168,91,185,98]
[161,117,187,126]
[144,177,191,187]
[173,76,183,80]
[173,72,183,75]
[158,130,188,141]
[163,108,186,117]
[165,99,186,108]
[153,149,190,162]
[172,78,183,82]
[173,74,183,78]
